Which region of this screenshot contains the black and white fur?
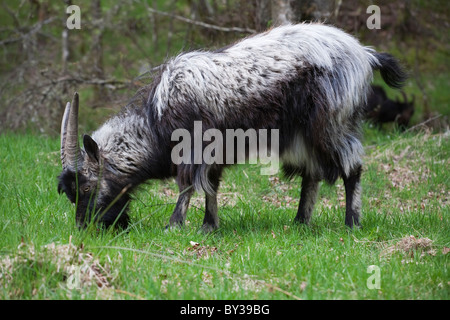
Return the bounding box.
[58,23,406,230]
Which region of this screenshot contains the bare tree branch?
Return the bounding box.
[51,75,137,91]
[146,7,256,34]
[0,17,57,46]
[404,114,442,132]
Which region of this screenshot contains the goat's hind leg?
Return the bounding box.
[201,167,222,232]
[202,192,219,232]
[294,175,320,225]
[343,165,362,228]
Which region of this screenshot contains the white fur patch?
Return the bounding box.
[91,112,152,174]
[281,133,319,176]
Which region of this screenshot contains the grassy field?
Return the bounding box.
[0,126,448,300]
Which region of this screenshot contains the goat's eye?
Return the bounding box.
[83,186,90,192]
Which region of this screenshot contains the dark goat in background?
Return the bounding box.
[366,85,415,129]
[57,24,407,231]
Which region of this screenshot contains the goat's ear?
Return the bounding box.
[83,134,100,163]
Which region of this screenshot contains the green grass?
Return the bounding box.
[0,128,448,300]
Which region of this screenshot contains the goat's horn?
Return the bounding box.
[61,92,83,170]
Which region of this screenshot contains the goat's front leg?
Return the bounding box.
[294,175,320,225]
[168,184,194,228]
[343,165,362,228]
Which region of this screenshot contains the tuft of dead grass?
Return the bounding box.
[0,238,115,296]
[380,235,436,263]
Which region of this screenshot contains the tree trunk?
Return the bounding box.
[91,0,105,103]
[271,0,296,26]
[62,0,71,75]
[255,0,271,31]
[308,0,334,21]
[269,0,335,26]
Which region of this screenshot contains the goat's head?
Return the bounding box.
[57,93,130,229]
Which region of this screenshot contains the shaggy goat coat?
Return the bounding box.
[58,23,406,230]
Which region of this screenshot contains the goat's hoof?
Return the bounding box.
[199,223,218,234]
[344,222,362,230]
[293,217,310,226]
[165,223,183,232]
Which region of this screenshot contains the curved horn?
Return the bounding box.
[61,92,83,170]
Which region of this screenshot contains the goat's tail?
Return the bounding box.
[368,50,408,89]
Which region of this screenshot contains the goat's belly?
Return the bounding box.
[281,133,318,175]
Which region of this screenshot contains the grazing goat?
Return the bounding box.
[57,23,406,231]
[366,85,414,129]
